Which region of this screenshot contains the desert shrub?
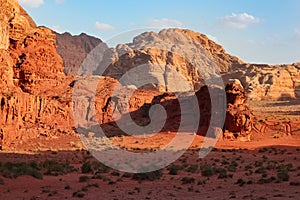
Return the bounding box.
[236,178,246,186]
[181,177,195,184]
[111,171,120,176]
[290,182,300,186]
[81,162,93,174]
[79,175,90,182]
[0,162,43,179]
[168,165,183,175]
[186,165,198,173]
[257,176,276,184]
[277,170,289,182]
[64,185,71,190]
[132,170,162,182]
[72,191,85,198]
[41,160,75,176]
[221,160,229,165]
[255,167,266,174]
[216,168,228,179]
[134,187,141,193]
[92,161,110,174]
[197,180,206,185]
[244,164,253,170]
[201,164,215,177]
[122,172,132,178]
[258,147,268,153]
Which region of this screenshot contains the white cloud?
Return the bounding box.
[55,0,64,3]
[95,22,116,31]
[294,29,300,38]
[220,13,260,29]
[148,18,184,28]
[19,0,44,8]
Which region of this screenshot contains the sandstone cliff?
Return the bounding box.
[65,28,298,101]
[224,63,300,100]
[0,0,74,146]
[98,29,243,92]
[55,32,105,75]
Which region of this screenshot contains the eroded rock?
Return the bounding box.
[224,79,254,140]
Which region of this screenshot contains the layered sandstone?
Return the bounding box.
[96,29,243,92]
[224,63,300,100]
[0,0,74,146]
[224,79,253,140]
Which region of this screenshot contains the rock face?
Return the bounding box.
[0,0,74,146]
[0,0,298,147]
[65,28,298,101]
[55,32,105,75]
[224,63,300,101]
[224,79,253,140]
[97,29,243,92]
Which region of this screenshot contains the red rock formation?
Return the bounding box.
[55,32,105,75]
[98,29,243,92]
[0,0,75,147]
[224,79,253,140]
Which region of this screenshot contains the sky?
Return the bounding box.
[18,0,300,64]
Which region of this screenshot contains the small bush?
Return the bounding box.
[216,168,228,179]
[277,170,289,182]
[41,160,75,176]
[79,176,90,182]
[64,185,71,190]
[186,165,198,173]
[197,180,206,185]
[258,148,268,153]
[72,191,85,198]
[132,170,162,182]
[0,162,43,179]
[236,178,246,186]
[92,162,110,174]
[81,162,93,174]
[168,165,183,175]
[255,167,266,174]
[181,177,195,184]
[290,182,300,186]
[201,164,215,177]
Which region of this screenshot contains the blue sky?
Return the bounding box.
[19,0,300,64]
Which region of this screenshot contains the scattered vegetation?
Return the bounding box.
[132,170,163,183]
[79,175,90,183]
[181,177,195,184]
[0,162,42,179]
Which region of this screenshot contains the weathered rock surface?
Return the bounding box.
[96,29,243,92]
[64,28,298,101]
[224,79,253,140]
[224,63,300,101]
[55,32,105,75]
[0,0,75,146]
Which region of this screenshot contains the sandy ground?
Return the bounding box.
[0,100,300,200]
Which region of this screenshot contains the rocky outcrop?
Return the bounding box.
[78,28,298,101]
[224,79,253,140]
[96,29,243,92]
[55,32,105,75]
[224,63,300,101]
[0,0,75,146]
